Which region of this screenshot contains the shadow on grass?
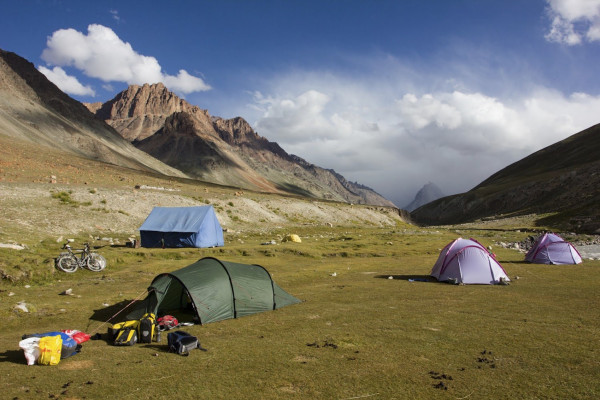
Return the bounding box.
[374,274,439,282]
[0,349,25,364]
[495,260,524,264]
[143,343,209,354]
[89,299,141,322]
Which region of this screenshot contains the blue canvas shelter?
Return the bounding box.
[139,206,224,248]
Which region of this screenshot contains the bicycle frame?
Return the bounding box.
[62,243,91,267]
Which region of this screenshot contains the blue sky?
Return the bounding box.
[2,0,600,207]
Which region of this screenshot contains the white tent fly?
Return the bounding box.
[431,238,510,285]
[525,233,582,265]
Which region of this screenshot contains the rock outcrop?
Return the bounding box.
[91,83,206,141]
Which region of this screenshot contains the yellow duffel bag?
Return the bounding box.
[38,335,62,366]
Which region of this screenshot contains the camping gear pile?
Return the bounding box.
[110,312,161,346]
[108,312,206,356]
[18,330,90,366]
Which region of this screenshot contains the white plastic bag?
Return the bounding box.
[19,337,41,365]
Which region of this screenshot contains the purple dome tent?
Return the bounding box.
[431,238,510,285]
[525,233,582,265]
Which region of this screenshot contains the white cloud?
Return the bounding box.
[40,24,210,95]
[110,9,120,22]
[249,71,600,207]
[397,93,462,130]
[38,66,95,96]
[254,90,336,143]
[545,0,600,44]
[546,15,583,44]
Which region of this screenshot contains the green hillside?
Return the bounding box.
[411,123,600,233]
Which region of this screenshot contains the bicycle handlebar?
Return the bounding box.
[62,242,90,252]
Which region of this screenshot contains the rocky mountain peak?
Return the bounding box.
[98,83,197,118]
[404,182,445,211]
[86,82,210,141]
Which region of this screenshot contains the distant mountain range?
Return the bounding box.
[0,48,394,207]
[4,46,598,232]
[404,182,445,212]
[410,123,600,233]
[85,83,395,207]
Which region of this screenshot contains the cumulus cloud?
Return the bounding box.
[250,74,600,207]
[39,24,210,95]
[38,66,95,96]
[254,90,339,143]
[545,0,600,44]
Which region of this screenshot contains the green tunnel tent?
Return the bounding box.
[128,257,301,325]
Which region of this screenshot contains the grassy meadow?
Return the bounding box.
[1,223,599,399]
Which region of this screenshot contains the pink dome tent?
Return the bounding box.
[525,233,582,265]
[431,238,510,285]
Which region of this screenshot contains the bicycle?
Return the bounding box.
[55,241,107,273]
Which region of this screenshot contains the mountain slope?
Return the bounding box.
[410,123,600,233]
[0,49,187,178]
[87,83,396,207]
[404,182,445,212]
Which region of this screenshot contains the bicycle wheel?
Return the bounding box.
[86,253,107,271]
[56,255,79,273]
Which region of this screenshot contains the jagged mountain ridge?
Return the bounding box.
[404,182,445,212]
[410,123,600,233]
[86,83,395,207]
[0,49,187,178]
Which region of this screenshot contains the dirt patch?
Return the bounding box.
[58,359,94,370]
[293,355,316,363]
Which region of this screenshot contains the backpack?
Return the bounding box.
[167,330,207,356]
[157,315,179,331]
[138,313,157,344]
[110,320,139,346]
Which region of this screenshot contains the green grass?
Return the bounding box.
[0,226,599,399]
[50,191,93,208]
